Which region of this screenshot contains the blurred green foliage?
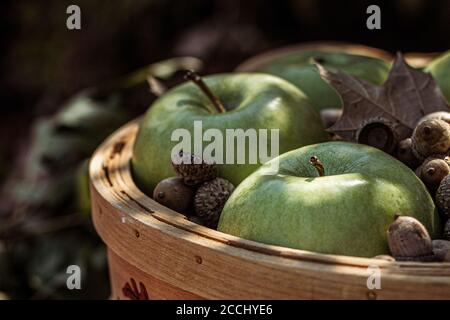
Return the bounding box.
[0,56,202,299]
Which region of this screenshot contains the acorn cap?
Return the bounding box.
[436,175,450,217]
[432,239,450,262]
[172,151,217,186]
[194,177,235,229]
[411,119,450,160]
[356,117,398,154]
[419,111,450,125]
[387,215,434,262]
[444,219,450,240]
[418,158,450,192]
[153,177,195,213]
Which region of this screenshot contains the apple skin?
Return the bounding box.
[218,141,440,258]
[132,73,328,195]
[425,50,450,102]
[254,51,390,110]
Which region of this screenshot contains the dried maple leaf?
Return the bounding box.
[317,52,450,153]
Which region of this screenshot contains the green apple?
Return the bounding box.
[132,73,329,195]
[425,50,450,102]
[218,141,440,257]
[252,51,390,110]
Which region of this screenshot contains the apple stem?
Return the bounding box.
[184,70,226,113]
[309,156,325,177]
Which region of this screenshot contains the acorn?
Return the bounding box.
[172,151,217,186]
[419,111,450,125]
[411,119,450,160]
[444,219,450,240]
[194,177,235,229]
[432,240,450,262]
[396,138,421,169]
[153,177,195,213]
[415,154,449,176]
[387,215,434,262]
[436,175,450,217]
[417,158,450,192]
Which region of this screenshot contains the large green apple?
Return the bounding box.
[250,51,390,111]
[218,141,440,257]
[425,50,450,102]
[132,73,328,195]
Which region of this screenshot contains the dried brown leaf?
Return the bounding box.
[318,53,450,147]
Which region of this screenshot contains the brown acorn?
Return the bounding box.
[387,215,434,262]
[153,177,194,213]
[396,138,421,169]
[444,219,450,240]
[411,119,450,160]
[419,111,450,125]
[436,175,450,217]
[415,154,449,176]
[194,177,235,229]
[432,240,450,262]
[172,151,217,186]
[417,158,450,192]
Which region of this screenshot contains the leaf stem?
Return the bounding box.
[309,156,325,177]
[184,70,226,113]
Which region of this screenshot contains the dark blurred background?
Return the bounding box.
[0,0,449,299]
